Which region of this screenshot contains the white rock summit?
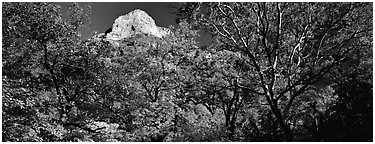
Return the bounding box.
[106,9,170,40]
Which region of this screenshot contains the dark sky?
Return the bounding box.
[55,2,179,39]
[57,2,213,45]
[55,2,213,46]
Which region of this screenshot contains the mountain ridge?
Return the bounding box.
[91,9,170,42]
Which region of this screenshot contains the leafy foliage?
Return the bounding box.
[176,2,372,141]
[2,2,372,142]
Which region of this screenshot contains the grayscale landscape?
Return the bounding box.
[2,2,373,142]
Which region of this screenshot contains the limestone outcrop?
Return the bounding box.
[105,9,170,40]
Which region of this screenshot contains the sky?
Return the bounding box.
[55,2,180,39]
[54,2,214,46]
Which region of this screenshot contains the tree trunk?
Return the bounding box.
[225,116,235,140]
[269,100,294,141]
[279,119,294,141]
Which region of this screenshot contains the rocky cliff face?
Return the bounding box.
[104,9,170,40]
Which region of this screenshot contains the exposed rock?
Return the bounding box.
[91,32,105,40]
[106,9,170,40]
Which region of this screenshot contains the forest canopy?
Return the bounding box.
[2,2,373,142]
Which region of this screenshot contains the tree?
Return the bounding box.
[176,2,372,141]
[319,79,372,141]
[179,44,254,140]
[4,2,372,142]
[317,33,372,141]
[3,2,92,141]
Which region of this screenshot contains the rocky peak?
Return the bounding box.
[105,9,170,40]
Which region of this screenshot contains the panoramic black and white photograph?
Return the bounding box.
[2,2,373,142]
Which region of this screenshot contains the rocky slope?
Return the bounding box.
[94,9,170,41]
